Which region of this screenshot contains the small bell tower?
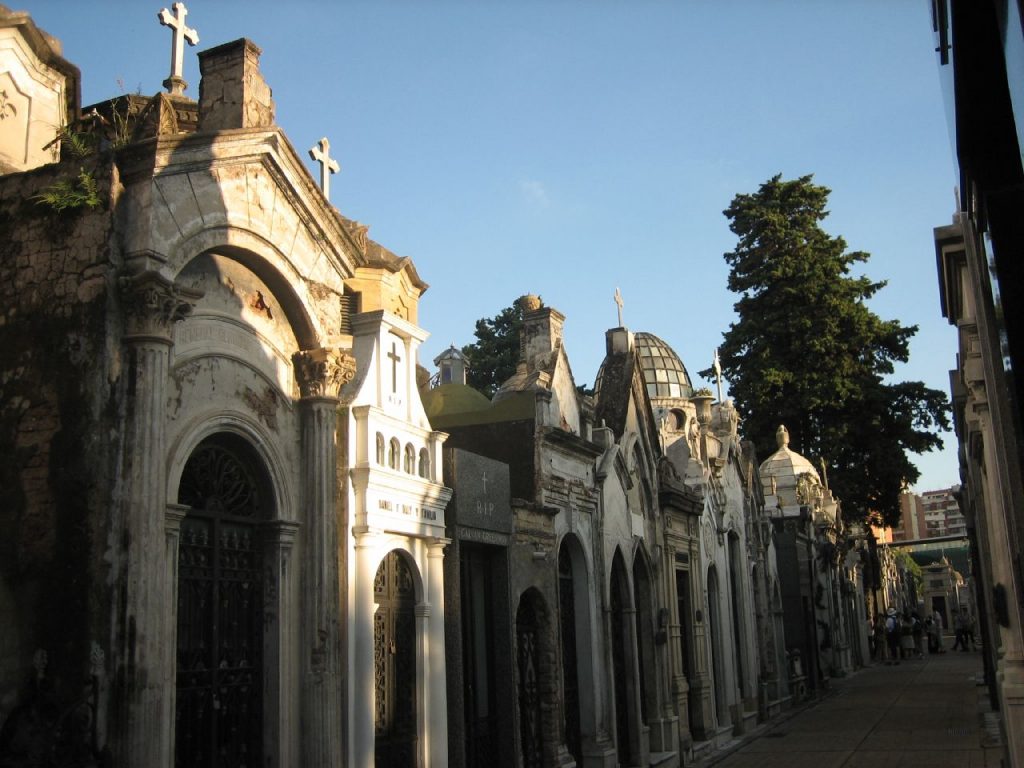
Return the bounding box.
[434,345,468,385]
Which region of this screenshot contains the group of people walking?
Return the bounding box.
[871,606,976,664]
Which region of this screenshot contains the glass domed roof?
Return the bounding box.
[594,332,693,401]
[634,332,693,400]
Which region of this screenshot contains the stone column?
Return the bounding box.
[114,271,198,768]
[351,533,377,768]
[264,519,300,768]
[688,535,716,741]
[663,544,691,752]
[623,605,650,766]
[292,347,356,767]
[425,538,450,767]
[163,504,188,767]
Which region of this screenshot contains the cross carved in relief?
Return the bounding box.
[388,342,402,393]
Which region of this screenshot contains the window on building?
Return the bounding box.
[376,433,386,464]
[418,448,430,480]
[404,443,416,474]
[389,438,400,470]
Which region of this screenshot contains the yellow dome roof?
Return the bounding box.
[422,382,491,421]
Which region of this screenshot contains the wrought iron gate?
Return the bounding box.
[175,439,266,768]
[516,595,544,768]
[374,550,417,767]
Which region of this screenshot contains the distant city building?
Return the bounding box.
[889,487,964,542]
[920,487,966,538]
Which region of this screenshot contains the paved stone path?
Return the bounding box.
[701,650,1001,767]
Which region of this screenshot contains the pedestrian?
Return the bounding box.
[953,609,968,651]
[900,613,916,659]
[872,614,885,661]
[965,612,977,649]
[911,612,924,659]
[884,608,901,665]
[932,608,945,653]
[925,616,939,654]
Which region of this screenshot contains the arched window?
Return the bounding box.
[404,443,416,474]
[389,438,400,470]
[418,448,430,480]
[669,409,686,431]
[376,432,386,464]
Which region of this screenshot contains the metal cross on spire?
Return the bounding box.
[614,286,624,327]
[712,348,724,403]
[309,137,340,201]
[158,3,199,96]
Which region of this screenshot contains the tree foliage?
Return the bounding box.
[713,174,949,527]
[461,296,539,397]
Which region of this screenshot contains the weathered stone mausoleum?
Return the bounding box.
[0,6,450,766]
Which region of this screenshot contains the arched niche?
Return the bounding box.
[373,548,420,767]
[632,543,658,725]
[172,234,324,351]
[557,533,593,764]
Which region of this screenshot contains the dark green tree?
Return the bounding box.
[461,295,539,398]
[713,174,949,527]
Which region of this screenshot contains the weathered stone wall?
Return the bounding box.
[436,420,536,502]
[0,154,119,758]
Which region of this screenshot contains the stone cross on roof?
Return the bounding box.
[158,3,199,96]
[309,137,340,200]
[614,286,624,327]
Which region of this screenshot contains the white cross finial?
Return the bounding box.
[614,286,624,327]
[158,3,198,96]
[309,137,340,200]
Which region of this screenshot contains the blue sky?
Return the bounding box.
[25,1,961,492]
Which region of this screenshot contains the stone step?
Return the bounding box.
[649,750,678,768]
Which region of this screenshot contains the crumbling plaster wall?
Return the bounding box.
[0,155,120,726]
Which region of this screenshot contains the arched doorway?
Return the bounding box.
[727,533,747,699]
[374,549,418,767]
[633,549,655,727]
[706,565,727,725]
[675,566,699,735]
[610,551,635,765]
[175,433,273,768]
[558,541,583,764]
[516,589,550,768]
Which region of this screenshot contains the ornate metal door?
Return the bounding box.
[516,595,544,768]
[175,439,266,768]
[374,550,417,767]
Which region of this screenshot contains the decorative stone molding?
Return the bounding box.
[120,271,202,340]
[292,347,356,399]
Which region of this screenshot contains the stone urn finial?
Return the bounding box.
[691,387,714,426]
[519,293,543,311]
[777,424,789,449]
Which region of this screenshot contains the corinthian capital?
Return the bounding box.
[120,271,202,340]
[293,347,357,399]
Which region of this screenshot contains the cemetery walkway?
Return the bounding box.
[697,648,1002,768]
